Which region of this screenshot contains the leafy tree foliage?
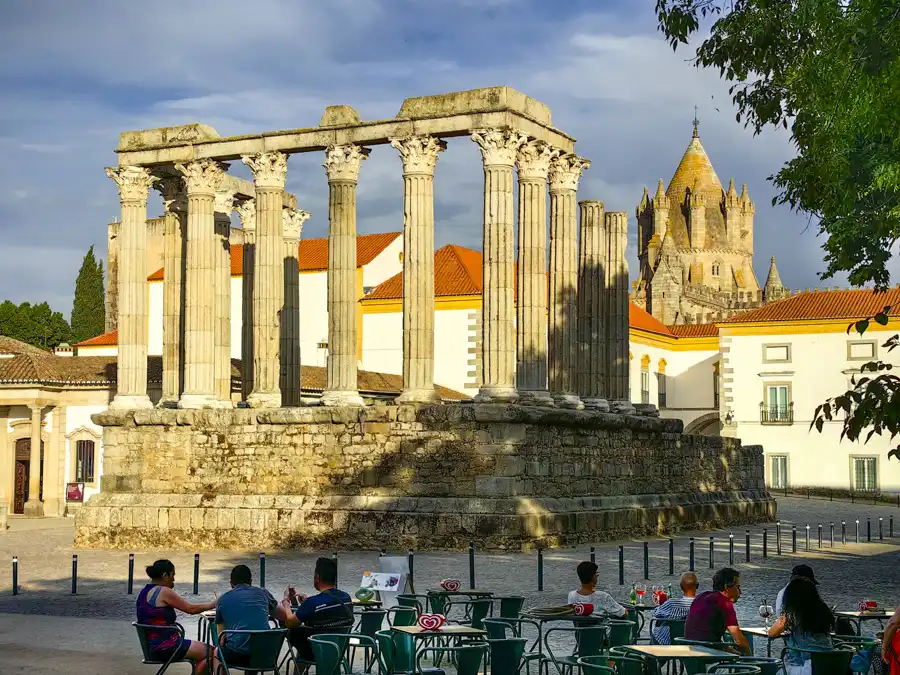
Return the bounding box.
[654,0,900,460]
[70,245,106,343]
[0,300,71,350]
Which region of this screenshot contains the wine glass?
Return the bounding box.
[652,584,664,606]
[758,600,774,628]
[635,583,647,606]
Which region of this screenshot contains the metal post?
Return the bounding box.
[333,552,339,587]
[708,536,714,569]
[590,546,596,564]
[643,542,649,580]
[689,538,695,571]
[259,552,266,588]
[830,522,834,548]
[193,553,199,595]
[745,530,751,562]
[867,518,872,542]
[762,528,768,558]
[891,516,894,538]
[468,541,475,590]
[538,548,544,592]
[618,546,625,586]
[12,556,18,596]
[776,521,782,555]
[817,524,822,549]
[407,550,415,592]
[668,539,674,575]
[842,521,846,545]
[855,519,860,544]
[71,554,78,595]
[127,553,135,595]
[792,526,797,553]
[879,517,884,541]
[805,525,810,551]
[729,532,734,565]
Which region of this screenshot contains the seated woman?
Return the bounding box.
[136,559,217,675]
[768,577,834,675]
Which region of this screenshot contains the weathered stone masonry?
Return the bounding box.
[76,405,773,551]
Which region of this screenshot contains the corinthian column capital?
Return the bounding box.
[154,175,187,214]
[471,129,528,167]
[390,136,447,175]
[242,151,288,189]
[549,154,591,192]
[214,188,237,214]
[324,144,370,182]
[282,208,311,240]
[234,198,256,231]
[106,165,157,202]
[516,141,560,181]
[175,159,228,194]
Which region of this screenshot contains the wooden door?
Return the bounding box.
[14,438,31,514]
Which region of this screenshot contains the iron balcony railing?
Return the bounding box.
[760,401,794,424]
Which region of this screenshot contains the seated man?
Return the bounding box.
[684,567,750,655]
[651,572,698,644]
[568,561,628,618]
[216,564,289,667]
[280,557,354,663]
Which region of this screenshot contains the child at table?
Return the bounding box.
[568,561,628,618]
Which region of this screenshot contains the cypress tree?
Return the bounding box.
[71,246,106,343]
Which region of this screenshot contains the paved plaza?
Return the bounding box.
[0,496,898,673]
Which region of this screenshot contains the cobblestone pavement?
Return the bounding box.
[1,497,898,674]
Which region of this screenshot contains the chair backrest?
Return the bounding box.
[417,644,487,675]
[809,649,854,675]
[376,629,416,673]
[607,653,650,675]
[387,606,417,627]
[607,619,636,647]
[396,594,423,614]
[707,665,762,675]
[737,657,781,675]
[468,599,493,630]
[133,623,184,663]
[483,618,512,640]
[219,629,287,671]
[310,633,375,675]
[427,592,451,615]
[652,617,686,642]
[577,656,618,675]
[498,596,525,618]
[487,638,526,675]
[576,625,609,658]
[357,609,386,637]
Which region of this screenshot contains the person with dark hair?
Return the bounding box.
[280,557,354,662]
[775,564,819,616]
[136,559,216,675]
[768,578,834,675]
[684,567,750,654]
[567,561,627,617]
[215,564,290,667]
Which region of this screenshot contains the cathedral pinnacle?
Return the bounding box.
[725,178,740,208]
[652,178,669,209]
[764,256,784,297]
[692,105,699,138]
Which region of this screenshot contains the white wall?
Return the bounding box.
[363,238,403,290]
[148,281,163,356]
[76,346,118,357]
[64,405,107,502]
[362,313,403,377]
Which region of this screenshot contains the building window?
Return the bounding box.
[847,341,876,361]
[657,373,667,408]
[712,261,721,276]
[640,370,650,404]
[762,343,791,363]
[75,440,95,483]
[713,363,720,409]
[770,455,788,489]
[761,384,793,424]
[852,457,877,492]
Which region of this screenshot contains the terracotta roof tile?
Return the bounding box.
[148,232,401,281]
[722,288,900,323]
[629,304,673,336]
[667,323,720,338]
[0,336,51,357]
[75,329,118,347]
[367,245,483,300]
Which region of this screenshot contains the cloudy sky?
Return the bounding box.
[1,0,835,317]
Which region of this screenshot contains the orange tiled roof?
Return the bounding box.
[148,232,401,280]
[722,288,900,324]
[629,304,672,336]
[75,329,118,347]
[668,323,720,338]
[366,245,483,300]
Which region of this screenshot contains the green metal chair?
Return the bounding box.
[426,591,452,616]
[577,656,618,675]
[496,596,526,618]
[309,633,377,675]
[417,643,488,675]
[396,594,427,615]
[607,619,637,648]
[543,624,608,675]
[648,618,686,645]
[376,629,444,675]
[386,607,418,627]
[706,665,761,675]
[215,629,288,675]
[793,648,854,675]
[487,637,527,675]
[834,636,879,675]
[133,622,198,675]
[482,618,544,674]
[450,598,493,630]
[606,652,651,675]
[351,611,386,672]
[736,657,781,675]
[672,638,733,675]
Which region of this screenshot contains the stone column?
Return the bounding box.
[174,159,227,409]
[605,211,636,414]
[241,152,288,408]
[105,166,156,409]
[0,407,10,516]
[236,199,256,401]
[322,144,370,407]
[515,141,558,406]
[214,188,235,406]
[42,404,65,517]
[548,153,590,409]
[577,200,609,411]
[281,208,310,407]
[391,136,447,404]
[23,405,43,517]
[156,177,187,405]
[471,129,525,403]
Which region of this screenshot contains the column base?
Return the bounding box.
[178,394,219,410]
[517,390,555,407]
[246,391,282,409]
[41,498,62,518]
[552,393,585,410]
[610,399,637,415]
[582,397,610,412]
[321,390,365,407]
[633,403,660,417]
[109,394,153,410]
[23,499,44,518]
[156,398,180,410]
[395,388,440,405]
[475,386,518,404]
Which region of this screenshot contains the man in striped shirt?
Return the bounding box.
[651,572,698,644]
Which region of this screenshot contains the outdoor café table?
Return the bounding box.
[624,644,738,675]
[352,599,383,610]
[835,609,896,635]
[742,626,789,657]
[426,589,493,620]
[392,625,487,673]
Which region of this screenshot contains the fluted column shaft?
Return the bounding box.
[23,405,42,516]
[236,200,256,401]
[577,200,609,410]
[392,136,446,404]
[242,152,288,408]
[281,209,309,407]
[176,159,226,408]
[548,154,590,409]
[105,166,156,409]
[472,130,525,403]
[322,145,369,407]
[605,211,636,414]
[157,178,186,404]
[516,142,557,406]
[213,190,234,405]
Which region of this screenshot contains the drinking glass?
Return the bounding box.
[635,583,647,606]
[758,600,774,628]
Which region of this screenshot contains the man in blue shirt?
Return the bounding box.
[281,557,354,662]
[216,564,289,667]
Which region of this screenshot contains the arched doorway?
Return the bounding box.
[13,438,43,514]
[683,412,722,436]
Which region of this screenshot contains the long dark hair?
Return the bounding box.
[783,578,833,634]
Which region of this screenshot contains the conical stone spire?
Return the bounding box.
[764,256,784,298]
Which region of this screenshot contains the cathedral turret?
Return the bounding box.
[764,255,785,300]
[636,186,650,257]
[688,177,706,248]
[724,178,742,250]
[652,178,669,239]
[741,183,755,255]
[648,231,683,325]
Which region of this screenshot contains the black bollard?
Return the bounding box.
[468,541,475,590]
[71,554,78,595]
[867,518,872,542]
[791,526,797,554]
[618,546,624,586]
[332,552,339,587]
[259,552,266,589]
[590,546,596,564]
[668,539,674,575]
[856,520,860,544]
[818,524,822,549]
[805,525,810,552]
[763,528,768,558]
[842,521,847,545]
[689,538,695,571]
[879,517,884,541]
[12,556,18,596]
[891,516,894,539]
[643,542,649,580]
[193,553,200,595]
[538,548,544,592]
[407,550,415,591]
[127,553,135,595]
[745,530,751,563]
[830,522,834,548]
[729,532,734,566]
[776,521,782,555]
[708,536,714,569]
